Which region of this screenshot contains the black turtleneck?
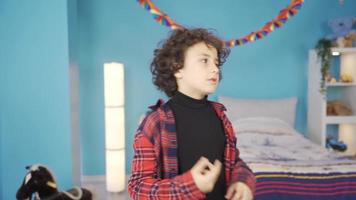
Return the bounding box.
[168,91,226,199]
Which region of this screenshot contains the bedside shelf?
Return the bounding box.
[325,116,356,124]
[308,49,356,155]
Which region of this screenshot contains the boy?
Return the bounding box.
[128,28,255,200]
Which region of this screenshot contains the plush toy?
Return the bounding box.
[340,73,354,83]
[326,137,347,152]
[327,100,353,116]
[327,16,356,47]
[325,72,337,83]
[16,164,93,200]
[344,32,356,47]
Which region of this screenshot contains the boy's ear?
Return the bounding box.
[172,62,183,79]
[174,70,183,79]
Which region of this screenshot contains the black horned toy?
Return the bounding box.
[16,164,93,200]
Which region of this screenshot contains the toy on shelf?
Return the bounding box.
[326,137,347,152]
[340,73,354,83]
[329,78,337,83]
[344,32,356,47]
[325,71,354,85]
[325,72,337,83]
[327,16,356,47]
[327,100,353,116]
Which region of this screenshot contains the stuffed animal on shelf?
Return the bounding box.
[344,32,356,47]
[336,37,347,48]
[327,100,353,116]
[325,72,337,83]
[327,16,356,47]
[16,164,93,200]
[340,73,354,83]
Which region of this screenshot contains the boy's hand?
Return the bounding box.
[225,182,253,200]
[190,157,222,193]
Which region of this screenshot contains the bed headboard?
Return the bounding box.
[218,96,297,127]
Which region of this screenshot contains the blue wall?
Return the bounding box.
[77,0,356,175]
[0,0,73,199]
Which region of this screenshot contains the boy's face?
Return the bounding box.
[174,42,220,99]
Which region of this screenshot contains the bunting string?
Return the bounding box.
[137,0,304,47]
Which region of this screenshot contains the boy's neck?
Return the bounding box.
[176,89,206,100]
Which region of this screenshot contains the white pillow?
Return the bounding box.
[218,96,297,127]
[232,117,296,135]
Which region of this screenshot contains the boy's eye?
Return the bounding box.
[201,58,208,63]
[215,59,220,66]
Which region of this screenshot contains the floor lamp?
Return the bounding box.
[103,62,125,192]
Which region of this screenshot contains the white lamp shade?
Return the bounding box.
[106,150,125,192]
[104,62,124,107]
[103,62,125,192]
[105,107,125,150]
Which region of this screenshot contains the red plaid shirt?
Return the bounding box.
[128,99,255,200]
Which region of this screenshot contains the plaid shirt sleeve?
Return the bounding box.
[230,146,256,194]
[218,106,256,194]
[128,112,206,200]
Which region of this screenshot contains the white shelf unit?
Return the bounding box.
[326,82,356,87]
[308,48,356,155]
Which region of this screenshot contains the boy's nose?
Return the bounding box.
[211,65,219,73]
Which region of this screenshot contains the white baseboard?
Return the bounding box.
[81,175,130,183]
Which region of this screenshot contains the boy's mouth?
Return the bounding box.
[208,78,218,83]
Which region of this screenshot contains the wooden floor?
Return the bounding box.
[82,176,130,200]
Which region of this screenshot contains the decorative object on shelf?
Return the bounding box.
[336,37,347,48]
[136,0,304,47]
[340,73,354,83]
[327,100,353,116]
[315,39,333,95]
[329,78,337,83]
[326,16,356,47]
[326,137,347,151]
[325,72,332,82]
[103,62,126,192]
[344,32,356,47]
[326,72,337,83]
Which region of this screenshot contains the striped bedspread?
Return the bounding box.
[255,172,356,200]
[232,117,356,200]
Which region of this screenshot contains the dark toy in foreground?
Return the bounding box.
[16,164,92,200]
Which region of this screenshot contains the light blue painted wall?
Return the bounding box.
[0,80,2,200]
[77,0,356,175]
[0,108,2,200]
[0,0,73,199]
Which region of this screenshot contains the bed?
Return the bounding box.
[219,96,356,200]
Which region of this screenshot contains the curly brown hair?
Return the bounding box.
[150,28,230,97]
